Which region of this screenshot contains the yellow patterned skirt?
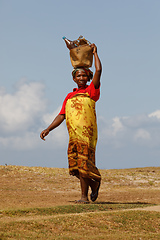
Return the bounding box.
[65,93,101,182]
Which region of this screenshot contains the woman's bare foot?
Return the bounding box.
[91,181,99,194]
[75,199,90,204]
[90,181,101,202]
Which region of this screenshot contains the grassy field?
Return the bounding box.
[0,165,160,239]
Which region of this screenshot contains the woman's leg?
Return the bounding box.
[88,179,99,193]
[88,178,101,202]
[79,173,89,202]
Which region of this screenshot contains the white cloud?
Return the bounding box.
[0,125,68,151]
[42,107,61,126]
[98,116,126,148]
[1,79,160,154]
[149,110,160,119]
[134,128,150,141]
[112,117,124,136]
[0,79,68,150]
[99,110,160,148]
[0,79,47,132]
[0,132,38,150]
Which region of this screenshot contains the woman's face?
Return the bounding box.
[73,70,89,88]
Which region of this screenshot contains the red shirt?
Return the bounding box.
[59,81,100,115]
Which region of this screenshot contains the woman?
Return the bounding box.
[40,43,102,203]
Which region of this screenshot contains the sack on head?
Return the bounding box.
[70,44,93,68]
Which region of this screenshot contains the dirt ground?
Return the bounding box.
[0,165,160,210]
[135,205,160,211]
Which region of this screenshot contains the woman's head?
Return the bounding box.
[72,68,93,88]
[72,67,93,81]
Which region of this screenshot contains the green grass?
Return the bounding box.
[0,203,154,218]
[0,209,160,239]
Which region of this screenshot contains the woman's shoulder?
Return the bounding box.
[64,90,76,100]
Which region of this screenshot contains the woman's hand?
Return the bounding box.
[40,114,65,141]
[40,129,49,141]
[90,43,97,54]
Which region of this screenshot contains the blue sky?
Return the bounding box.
[0,0,160,169]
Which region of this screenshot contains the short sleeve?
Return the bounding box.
[59,96,68,115]
[87,81,100,102]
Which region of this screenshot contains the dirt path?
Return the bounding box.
[134,205,160,212]
[1,205,160,224]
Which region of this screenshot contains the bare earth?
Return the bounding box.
[134,205,160,212]
[0,165,160,211]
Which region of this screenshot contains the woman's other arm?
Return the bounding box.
[40,114,65,141]
[91,44,102,89]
